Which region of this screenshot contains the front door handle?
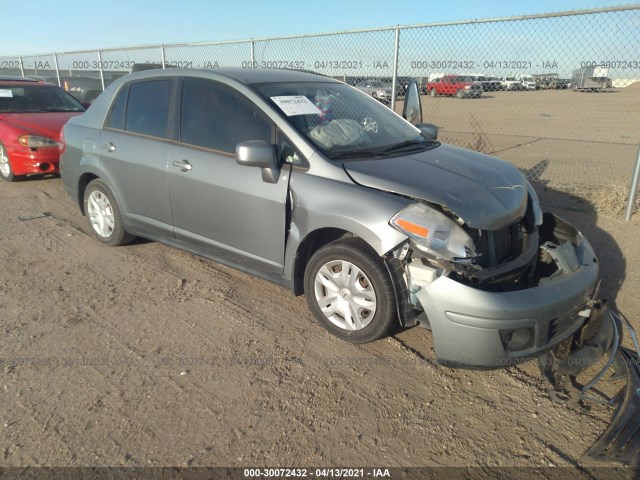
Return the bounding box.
[101,142,116,153]
[172,159,192,172]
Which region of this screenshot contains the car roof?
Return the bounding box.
[121,68,341,85]
[74,68,345,130]
[0,75,52,86]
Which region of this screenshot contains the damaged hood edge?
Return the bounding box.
[342,143,529,231]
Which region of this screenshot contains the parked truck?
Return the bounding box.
[572,66,610,91]
[425,75,483,98]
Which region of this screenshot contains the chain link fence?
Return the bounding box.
[1,5,639,218]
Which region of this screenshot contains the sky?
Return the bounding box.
[0,0,637,56]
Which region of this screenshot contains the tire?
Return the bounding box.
[430,88,437,97]
[0,142,23,182]
[456,89,465,99]
[83,179,134,246]
[304,238,397,343]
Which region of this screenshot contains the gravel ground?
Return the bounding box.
[0,85,638,474]
[0,172,638,473]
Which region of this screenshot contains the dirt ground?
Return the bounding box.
[0,171,639,473]
[1,86,639,474]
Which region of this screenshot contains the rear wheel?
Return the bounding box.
[430,88,437,97]
[456,89,465,99]
[0,142,23,182]
[304,238,397,343]
[83,179,134,246]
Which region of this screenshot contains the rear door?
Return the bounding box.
[167,77,290,276]
[98,78,175,238]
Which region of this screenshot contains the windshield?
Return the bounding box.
[255,81,434,160]
[0,85,85,113]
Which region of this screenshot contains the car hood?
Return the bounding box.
[342,143,528,230]
[0,112,82,140]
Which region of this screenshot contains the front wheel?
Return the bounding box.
[304,238,397,343]
[83,179,134,246]
[0,142,23,182]
[430,88,437,97]
[456,89,465,99]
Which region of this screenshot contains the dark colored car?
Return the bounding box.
[51,76,105,104]
[0,76,85,181]
[473,75,503,92]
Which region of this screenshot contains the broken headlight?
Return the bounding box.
[390,203,477,262]
[526,181,543,226]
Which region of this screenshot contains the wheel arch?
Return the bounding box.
[292,227,356,296]
[77,172,101,215]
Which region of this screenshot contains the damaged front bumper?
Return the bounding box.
[540,307,640,465]
[412,213,599,368]
[397,209,640,465]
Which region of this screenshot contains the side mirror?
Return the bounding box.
[402,79,423,126]
[417,123,438,140]
[236,140,280,184]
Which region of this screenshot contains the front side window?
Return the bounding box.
[124,80,172,138]
[180,78,272,153]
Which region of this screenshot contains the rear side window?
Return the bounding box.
[180,78,272,153]
[106,86,127,130]
[124,80,172,138]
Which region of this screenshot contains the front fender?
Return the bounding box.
[283,171,410,283]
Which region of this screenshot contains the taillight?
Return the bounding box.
[63,80,69,91]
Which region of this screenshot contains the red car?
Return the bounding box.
[426,75,483,98]
[0,76,85,182]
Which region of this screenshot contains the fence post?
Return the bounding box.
[53,54,61,87]
[625,144,640,221]
[391,27,400,111]
[160,45,166,68]
[98,51,105,91]
[19,57,24,77]
[250,40,255,66]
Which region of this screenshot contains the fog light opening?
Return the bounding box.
[501,328,533,351]
[38,163,50,172]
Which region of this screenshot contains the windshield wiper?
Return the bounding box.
[330,150,384,160]
[381,139,437,153]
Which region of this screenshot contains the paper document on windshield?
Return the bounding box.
[271,96,322,116]
[0,89,13,98]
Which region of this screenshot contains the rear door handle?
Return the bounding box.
[172,159,192,172]
[101,142,116,152]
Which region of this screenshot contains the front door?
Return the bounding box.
[167,77,289,276]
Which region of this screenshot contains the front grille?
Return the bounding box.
[471,220,525,269]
